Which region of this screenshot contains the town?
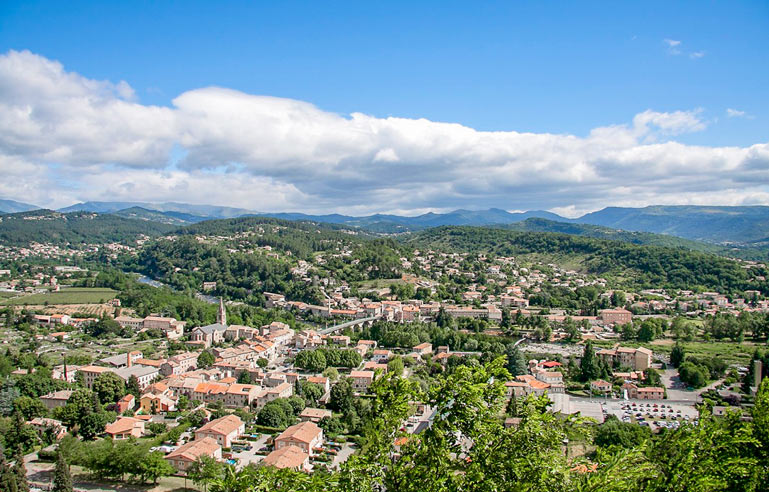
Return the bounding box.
[1,218,767,491]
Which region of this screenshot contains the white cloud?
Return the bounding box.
[726,108,754,119]
[663,39,704,59]
[0,50,767,215]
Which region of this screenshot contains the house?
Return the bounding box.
[78,365,111,389]
[371,349,392,363]
[306,376,330,393]
[262,445,309,471]
[622,383,665,400]
[636,387,665,400]
[140,383,176,413]
[350,370,375,391]
[412,342,433,355]
[105,417,145,439]
[590,380,612,394]
[599,308,633,325]
[195,415,245,448]
[27,417,67,440]
[535,372,563,385]
[299,407,332,423]
[143,316,186,339]
[114,316,144,330]
[114,365,160,390]
[165,437,222,472]
[40,390,74,410]
[329,335,350,346]
[116,394,135,413]
[256,382,293,408]
[597,346,652,371]
[224,383,260,408]
[160,352,199,376]
[274,421,324,456]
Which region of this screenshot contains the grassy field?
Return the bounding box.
[0,287,117,306]
[357,278,408,290]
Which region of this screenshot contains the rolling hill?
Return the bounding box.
[409,226,764,293]
[0,210,175,246]
[113,206,209,225]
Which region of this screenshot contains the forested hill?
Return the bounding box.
[171,216,372,260]
[503,218,767,260]
[410,226,767,293]
[0,210,175,246]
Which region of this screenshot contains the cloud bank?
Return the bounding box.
[0,50,767,216]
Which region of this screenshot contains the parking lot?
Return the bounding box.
[229,433,273,467]
[227,433,357,470]
[601,399,699,431]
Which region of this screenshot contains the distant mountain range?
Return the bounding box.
[58,201,254,219]
[0,199,40,214]
[4,199,769,246]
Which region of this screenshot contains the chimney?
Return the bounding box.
[127,352,132,368]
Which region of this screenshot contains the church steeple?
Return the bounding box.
[217,297,227,326]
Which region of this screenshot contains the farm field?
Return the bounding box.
[8,303,120,317]
[0,287,118,306]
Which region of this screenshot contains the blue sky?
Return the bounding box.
[0,1,768,215]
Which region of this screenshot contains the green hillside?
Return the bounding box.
[0,210,175,246]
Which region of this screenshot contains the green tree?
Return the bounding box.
[328,378,354,414]
[197,350,215,369]
[671,342,686,368]
[580,340,601,382]
[679,361,707,388]
[125,375,141,399]
[256,358,268,368]
[298,381,323,406]
[188,455,224,492]
[637,321,656,342]
[12,396,47,420]
[322,367,339,381]
[387,356,404,377]
[0,452,19,492]
[51,451,73,492]
[295,350,327,372]
[237,371,253,384]
[506,347,528,376]
[4,413,39,457]
[594,415,652,448]
[138,451,174,485]
[13,448,29,492]
[92,372,126,405]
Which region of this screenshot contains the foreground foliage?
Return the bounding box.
[187,360,769,492]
